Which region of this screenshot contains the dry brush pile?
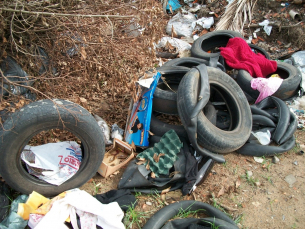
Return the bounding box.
[0,0,167,127]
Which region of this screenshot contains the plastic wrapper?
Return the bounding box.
[21,141,82,186]
[252,130,271,145]
[251,77,283,104]
[191,17,214,30]
[291,51,305,94]
[94,114,112,145]
[258,20,272,36]
[0,195,28,229]
[111,124,124,141]
[166,12,196,38]
[155,37,191,53]
[0,56,31,97]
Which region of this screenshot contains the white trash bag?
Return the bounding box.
[21,141,82,186]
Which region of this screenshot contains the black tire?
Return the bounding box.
[236,61,302,100]
[153,66,189,115]
[150,113,187,139]
[142,200,238,229]
[191,30,243,59]
[249,44,270,59]
[150,103,217,140]
[177,67,252,153]
[162,57,225,71]
[0,99,105,196]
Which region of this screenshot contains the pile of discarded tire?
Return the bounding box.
[150,30,300,161]
[142,200,239,229]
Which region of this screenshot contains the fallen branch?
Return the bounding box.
[210,198,238,212]
[0,8,138,19]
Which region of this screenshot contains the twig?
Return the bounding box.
[209,198,238,212]
[1,8,138,19]
[246,22,302,29]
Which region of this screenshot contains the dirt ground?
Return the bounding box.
[1,0,305,228]
[80,129,305,229]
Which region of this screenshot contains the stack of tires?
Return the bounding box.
[150,30,300,160]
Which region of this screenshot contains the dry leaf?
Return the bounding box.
[80,97,87,103]
[146,161,150,170]
[236,179,241,189]
[171,25,178,38]
[217,186,225,198]
[151,172,156,178]
[131,141,136,151]
[138,158,146,161]
[153,153,158,162]
[155,153,165,163]
[136,160,145,165]
[161,186,171,195]
[80,47,87,60]
[169,4,173,14]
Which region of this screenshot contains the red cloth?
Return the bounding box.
[219,37,277,78]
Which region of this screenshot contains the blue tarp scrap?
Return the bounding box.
[166,0,182,11]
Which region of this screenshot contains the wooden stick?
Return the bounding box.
[0,8,137,19]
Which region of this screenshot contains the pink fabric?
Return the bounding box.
[251,77,283,104]
[219,37,277,78]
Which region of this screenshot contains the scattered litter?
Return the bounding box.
[246,171,253,178]
[252,130,271,145]
[284,174,296,187]
[155,37,192,56]
[299,150,304,155]
[111,124,124,141]
[0,56,32,97]
[293,161,298,166]
[254,157,264,163]
[125,72,161,147]
[0,195,28,229]
[146,201,152,206]
[258,20,272,36]
[166,0,182,12]
[94,114,112,145]
[166,12,196,38]
[21,141,82,185]
[291,51,305,93]
[33,189,125,229]
[136,129,183,177]
[187,4,203,13]
[98,139,135,178]
[272,156,280,164]
[289,10,301,20]
[191,17,214,30]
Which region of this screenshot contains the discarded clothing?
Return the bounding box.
[220,37,277,77]
[251,77,283,104]
[35,189,124,229]
[95,189,136,212]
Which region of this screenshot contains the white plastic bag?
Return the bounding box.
[21,141,82,185]
[155,37,191,53]
[166,12,196,37]
[94,114,112,145]
[252,130,271,145]
[191,17,214,30]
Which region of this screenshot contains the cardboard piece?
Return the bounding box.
[98,139,135,178]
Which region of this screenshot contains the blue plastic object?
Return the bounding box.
[166,0,182,11]
[125,72,161,147]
